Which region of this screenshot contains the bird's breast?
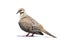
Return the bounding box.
[20,18,33,25]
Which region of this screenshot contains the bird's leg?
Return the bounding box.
[30,33,34,36]
[31,33,34,36]
[26,33,30,36]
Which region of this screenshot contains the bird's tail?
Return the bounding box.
[40,28,56,38]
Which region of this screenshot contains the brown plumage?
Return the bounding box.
[16,8,56,38]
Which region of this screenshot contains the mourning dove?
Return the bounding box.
[16,8,56,38]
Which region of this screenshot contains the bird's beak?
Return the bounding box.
[16,11,19,14]
[16,11,18,14]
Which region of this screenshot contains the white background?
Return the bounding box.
[0,0,60,41]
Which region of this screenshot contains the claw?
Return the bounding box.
[26,33,30,36]
[30,33,34,37]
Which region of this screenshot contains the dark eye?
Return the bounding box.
[20,10,22,11]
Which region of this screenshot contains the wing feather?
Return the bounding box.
[19,16,43,34]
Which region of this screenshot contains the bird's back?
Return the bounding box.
[19,15,43,34]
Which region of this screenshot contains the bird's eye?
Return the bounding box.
[20,10,22,11]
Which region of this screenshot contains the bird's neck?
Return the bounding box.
[20,13,27,19]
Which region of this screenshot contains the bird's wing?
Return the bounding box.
[20,16,42,33]
[26,16,39,26]
[19,21,43,35]
[27,16,44,34]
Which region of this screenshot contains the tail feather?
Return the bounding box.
[41,28,56,38]
[39,32,44,35]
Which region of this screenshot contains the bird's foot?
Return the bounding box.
[29,34,34,37]
[31,34,34,36]
[26,33,30,36]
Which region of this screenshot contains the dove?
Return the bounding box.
[16,8,56,38]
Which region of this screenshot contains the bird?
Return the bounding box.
[16,8,56,38]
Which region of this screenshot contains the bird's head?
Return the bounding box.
[16,8,25,15]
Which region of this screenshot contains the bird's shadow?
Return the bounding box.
[17,35,49,38]
[17,35,37,37]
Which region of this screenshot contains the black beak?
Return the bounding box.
[16,11,18,14]
[16,10,20,14]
